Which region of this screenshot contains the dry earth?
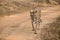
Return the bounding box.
[0,5,60,40]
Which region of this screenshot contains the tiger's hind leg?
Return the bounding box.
[37,19,42,30]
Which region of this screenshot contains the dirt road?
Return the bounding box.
[0,5,60,40]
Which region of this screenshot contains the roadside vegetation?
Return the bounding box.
[40,16,60,40]
[0,0,34,16]
[0,0,60,16]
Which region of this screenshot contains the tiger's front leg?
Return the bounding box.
[31,21,35,31]
[33,21,38,34]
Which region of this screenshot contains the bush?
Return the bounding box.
[40,16,60,40]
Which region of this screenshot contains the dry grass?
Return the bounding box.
[0,0,59,16]
[40,16,60,40]
[0,0,34,16]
